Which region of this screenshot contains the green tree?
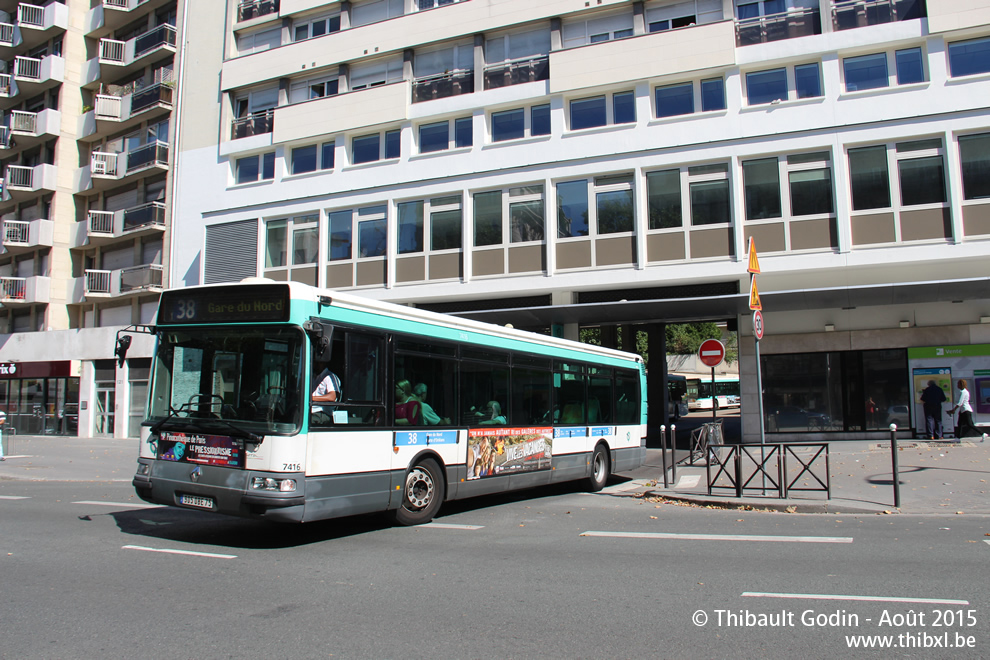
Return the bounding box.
[581,323,737,366]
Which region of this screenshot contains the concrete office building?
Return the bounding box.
[166,0,990,441]
[0,0,184,437]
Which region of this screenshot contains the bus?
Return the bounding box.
[127,281,647,525]
[686,377,740,411]
[667,374,688,420]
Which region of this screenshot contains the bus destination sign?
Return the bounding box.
[158,284,290,325]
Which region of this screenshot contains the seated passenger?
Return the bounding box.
[414,383,449,425]
[394,380,421,425]
[475,401,507,426]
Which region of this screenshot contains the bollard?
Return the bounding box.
[889,423,900,508]
[670,424,677,485]
[660,425,668,489]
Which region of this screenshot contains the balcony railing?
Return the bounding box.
[104,0,129,7]
[85,269,112,294]
[14,56,41,80]
[0,74,10,96]
[3,219,28,244]
[88,210,114,234]
[18,4,45,28]
[0,22,14,46]
[411,69,474,103]
[832,0,926,31]
[231,108,274,140]
[737,8,822,46]
[9,110,37,133]
[238,0,279,22]
[120,263,163,293]
[6,165,33,188]
[94,94,123,120]
[0,277,26,300]
[134,24,176,58]
[483,55,549,90]
[123,200,165,231]
[0,126,9,148]
[91,151,120,177]
[131,82,172,113]
[100,38,125,63]
[126,140,168,172]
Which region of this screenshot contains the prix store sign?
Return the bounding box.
[0,363,18,376]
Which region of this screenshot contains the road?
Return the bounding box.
[1,474,987,659]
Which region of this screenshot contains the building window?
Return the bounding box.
[700,78,726,112]
[328,210,352,261]
[266,214,319,273]
[352,130,400,164]
[234,152,275,184]
[746,68,787,105]
[742,157,781,220]
[351,0,404,28]
[843,53,888,92]
[474,186,545,245]
[395,197,466,256]
[293,14,341,41]
[848,145,890,211]
[947,36,990,78]
[492,105,549,142]
[895,139,946,207]
[289,76,339,104]
[787,152,834,217]
[557,175,634,237]
[483,28,551,89]
[562,11,634,48]
[794,63,822,98]
[419,117,472,153]
[656,78,726,117]
[349,57,403,90]
[959,133,990,200]
[688,164,731,225]
[647,169,682,229]
[236,28,280,56]
[326,206,389,261]
[290,141,335,175]
[895,47,925,85]
[570,92,634,130]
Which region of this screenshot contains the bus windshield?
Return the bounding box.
[147,326,306,435]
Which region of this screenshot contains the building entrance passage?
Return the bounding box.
[94,387,115,436]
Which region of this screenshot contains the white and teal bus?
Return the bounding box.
[129,281,647,525]
[686,377,740,411]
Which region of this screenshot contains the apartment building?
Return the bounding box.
[0,0,183,438]
[173,0,988,440]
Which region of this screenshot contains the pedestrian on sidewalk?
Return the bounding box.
[950,379,980,438]
[920,380,947,439]
[0,408,6,461]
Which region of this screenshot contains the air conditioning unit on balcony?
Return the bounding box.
[92,160,107,175]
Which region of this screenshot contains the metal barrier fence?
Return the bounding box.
[706,442,831,499]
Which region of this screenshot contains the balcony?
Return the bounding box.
[13,2,70,52]
[0,275,50,305]
[83,23,176,87]
[2,163,56,202]
[81,201,166,247]
[237,0,279,24]
[483,55,549,91]
[76,141,169,193]
[1,217,53,254]
[230,108,274,140]
[736,8,822,46]
[832,0,926,31]
[79,82,173,140]
[85,0,176,40]
[2,54,65,98]
[411,69,474,103]
[82,264,163,299]
[0,108,61,153]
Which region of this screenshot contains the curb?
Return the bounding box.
[645,490,892,515]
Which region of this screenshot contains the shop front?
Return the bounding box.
[0,361,80,436]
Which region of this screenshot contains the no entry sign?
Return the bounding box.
[699,339,726,368]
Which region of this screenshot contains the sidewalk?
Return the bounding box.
[0,434,138,482]
[623,439,990,515]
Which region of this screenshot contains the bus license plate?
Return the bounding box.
[180,494,214,509]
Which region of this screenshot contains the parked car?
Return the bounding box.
[885,405,910,429]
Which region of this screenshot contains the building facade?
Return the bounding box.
[0,0,182,437]
[168,0,990,441]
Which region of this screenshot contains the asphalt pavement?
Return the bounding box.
[2,429,988,515]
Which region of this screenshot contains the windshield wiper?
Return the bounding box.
[149,403,263,444]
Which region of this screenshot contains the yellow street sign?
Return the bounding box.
[747,237,761,274]
[749,277,762,311]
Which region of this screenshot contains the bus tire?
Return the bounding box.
[392,457,445,526]
[586,445,610,492]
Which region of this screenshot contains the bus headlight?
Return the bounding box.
[251,477,297,493]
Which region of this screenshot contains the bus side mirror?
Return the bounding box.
[115,334,132,367]
[304,319,334,362]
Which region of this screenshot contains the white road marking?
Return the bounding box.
[580,531,852,543]
[73,500,164,508]
[0,495,30,500]
[122,545,237,559]
[742,592,968,605]
[675,474,701,488]
[421,522,484,530]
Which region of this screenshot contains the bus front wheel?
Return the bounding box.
[392,458,445,526]
[586,445,610,492]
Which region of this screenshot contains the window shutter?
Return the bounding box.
[205,219,259,284]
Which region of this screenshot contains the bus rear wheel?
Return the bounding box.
[586,445,610,492]
[392,458,445,526]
